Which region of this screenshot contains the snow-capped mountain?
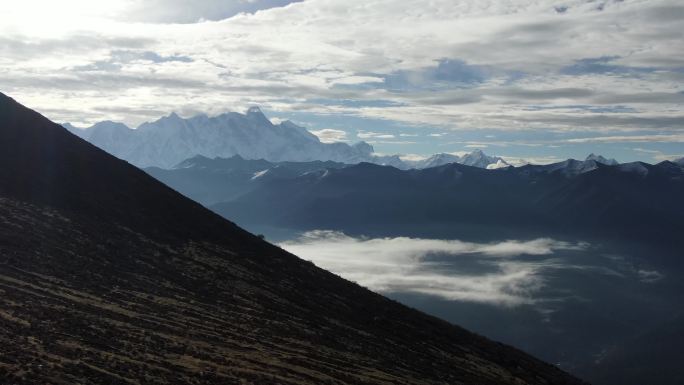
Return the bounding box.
[459,149,510,168]
[486,159,511,169]
[65,107,376,168]
[586,153,618,166]
[528,155,622,177]
[406,150,509,169]
[408,153,461,169]
[65,106,617,172]
[64,107,510,170]
[674,157,684,167]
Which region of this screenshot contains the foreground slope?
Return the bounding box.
[0,94,582,384]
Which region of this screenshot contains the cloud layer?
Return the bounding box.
[1,0,682,162]
[280,231,589,305]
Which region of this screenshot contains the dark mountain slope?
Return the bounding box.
[0,93,583,384]
[535,161,684,248]
[582,313,684,385]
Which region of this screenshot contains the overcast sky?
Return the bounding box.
[1,0,683,163]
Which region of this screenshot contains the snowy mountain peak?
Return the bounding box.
[247,106,263,114]
[459,149,509,169]
[585,153,618,165]
[417,153,461,169]
[674,157,684,166]
[352,141,374,156]
[245,106,271,125]
[486,159,511,169]
[404,150,508,169]
[75,107,377,168]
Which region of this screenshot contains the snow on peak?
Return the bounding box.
[402,150,508,169]
[77,107,376,168]
[585,153,618,165]
[247,106,264,116]
[459,150,509,169]
[251,169,270,180]
[486,159,511,169]
[352,141,375,156]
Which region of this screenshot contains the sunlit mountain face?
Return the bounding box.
[1,1,683,385]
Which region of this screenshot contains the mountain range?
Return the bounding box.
[195,155,683,385]
[64,107,375,168]
[211,158,684,262]
[146,152,619,208]
[146,155,349,205]
[0,94,587,383]
[64,108,510,170]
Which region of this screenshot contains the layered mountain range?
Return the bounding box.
[188,153,682,385]
[146,152,619,208]
[0,94,587,383]
[210,157,684,259]
[146,155,349,205]
[64,108,510,169]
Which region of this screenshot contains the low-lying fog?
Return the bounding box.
[279,230,677,375]
[280,230,659,306]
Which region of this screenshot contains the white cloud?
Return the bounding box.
[280,230,588,306]
[499,155,563,165]
[633,148,684,162]
[567,134,684,143]
[0,0,682,137]
[357,131,395,139]
[637,269,664,283]
[399,153,429,161]
[310,128,348,143]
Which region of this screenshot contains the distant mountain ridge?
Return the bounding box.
[405,150,511,169]
[145,152,629,210]
[211,158,684,261]
[64,108,510,170]
[65,107,376,168]
[586,153,619,166]
[146,154,349,205]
